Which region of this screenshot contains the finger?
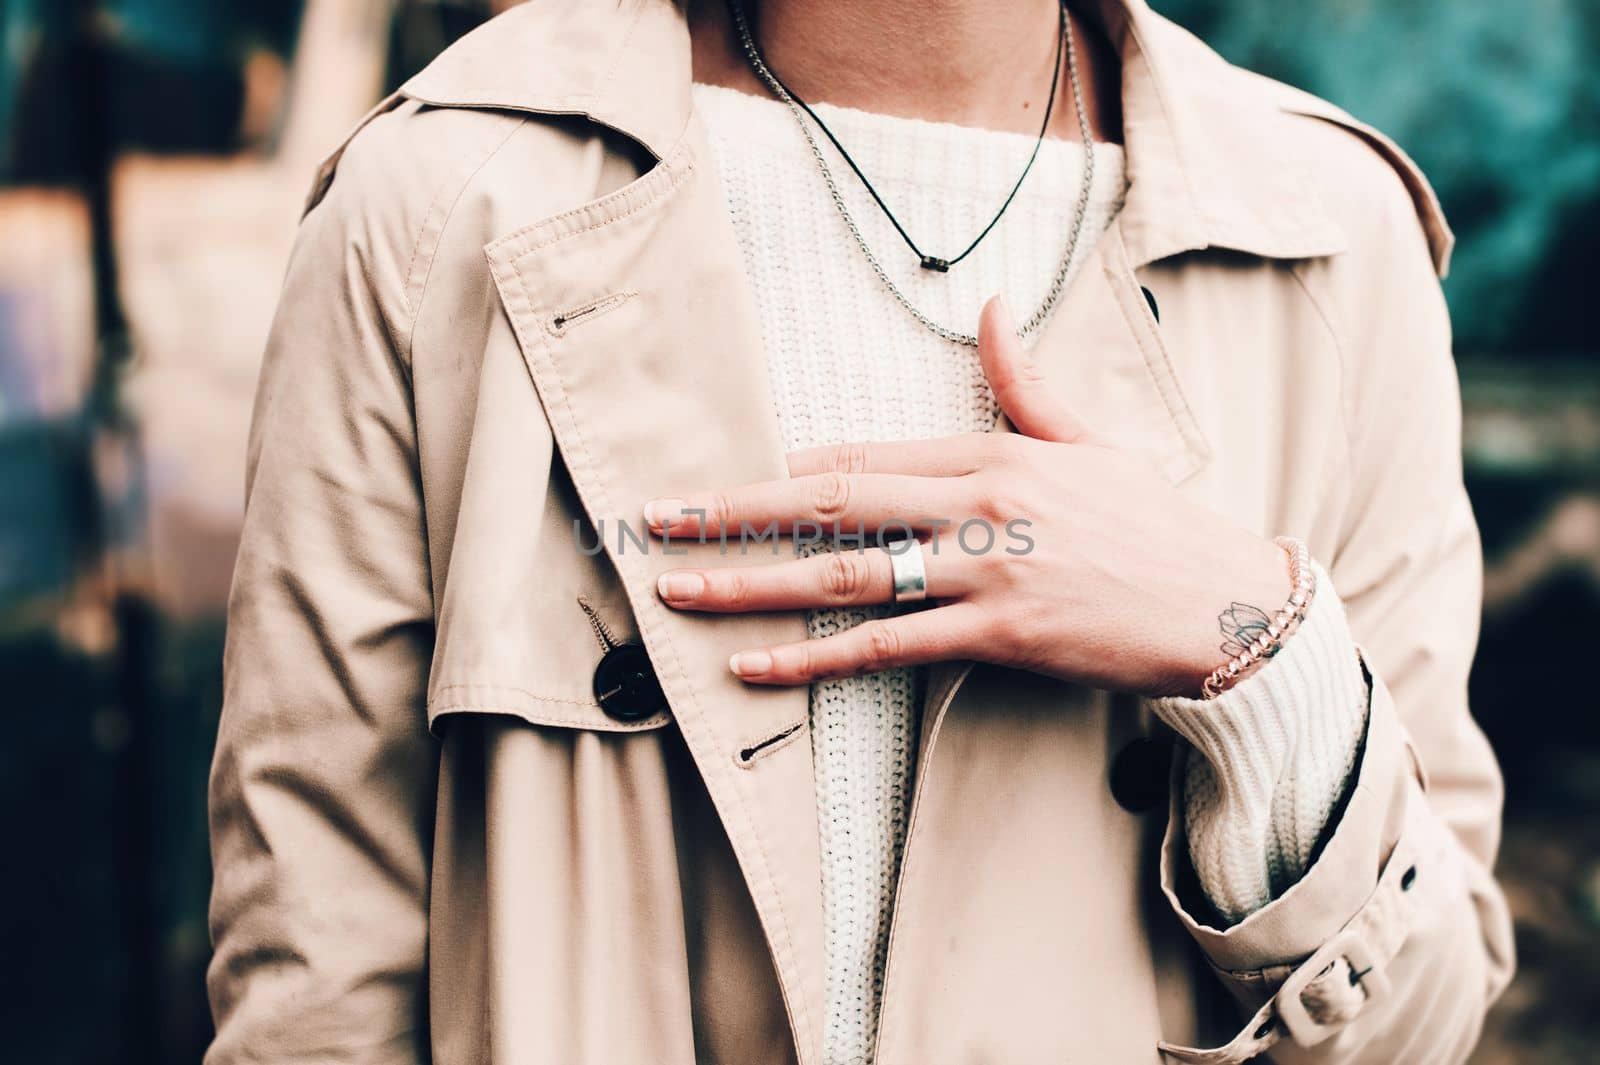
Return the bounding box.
[978,294,1097,444]
[657,543,975,613]
[728,603,988,685]
[644,472,973,538]
[786,434,1006,479]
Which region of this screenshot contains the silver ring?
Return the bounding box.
[886,541,928,603]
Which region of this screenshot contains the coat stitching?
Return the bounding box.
[548,290,637,335]
[1102,234,1209,465]
[1286,262,1355,464]
[870,659,976,1055]
[403,114,529,361]
[492,221,815,1053]
[483,133,694,263]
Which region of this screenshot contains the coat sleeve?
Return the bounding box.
[1156,133,1515,1064]
[204,117,437,1065]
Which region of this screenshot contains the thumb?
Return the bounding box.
[978,294,1095,443]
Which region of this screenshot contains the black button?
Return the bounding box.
[1141,285,1160,323]
[1110,737,1171,813]
[592,643,667,722]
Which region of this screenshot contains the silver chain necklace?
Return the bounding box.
[728,0,1097,347]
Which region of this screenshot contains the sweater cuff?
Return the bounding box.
[1146,559,1369,924]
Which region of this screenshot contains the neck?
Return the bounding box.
[688,0,1121,142]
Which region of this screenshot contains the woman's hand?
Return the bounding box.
[647,296,1291,698]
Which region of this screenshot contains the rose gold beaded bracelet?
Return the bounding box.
[1200,536,1316,700]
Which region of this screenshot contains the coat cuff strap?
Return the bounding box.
[1156,675,1436,1062]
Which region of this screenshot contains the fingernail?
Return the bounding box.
[729,650,772,677]
[644,498,686,529]
[657,571,705,602]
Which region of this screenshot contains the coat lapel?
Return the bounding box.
[484,119,826,1064]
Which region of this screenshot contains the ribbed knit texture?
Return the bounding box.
[1148,559,1371,924]
[694,81,1125,1065]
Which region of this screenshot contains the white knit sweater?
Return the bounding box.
[693,81,1370,1065]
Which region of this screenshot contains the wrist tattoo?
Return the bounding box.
[1218,602,1281,661]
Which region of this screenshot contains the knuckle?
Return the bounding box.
[719,571,751,608]
[973,487,1009,524]
[792,642,823,681]
[973,546,1011,581]
[861,623,904,669]
[831,442,872,475]
[706,489,738,528]
[969,478,1016,525]
[981,611,1025,658]
[1002,472,1037,515]
[821,553,870,602]
[810,472,853,522]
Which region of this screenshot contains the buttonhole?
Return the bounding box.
[1141,285,1160,323]
[737,721,805,766]
[549,290,635,334]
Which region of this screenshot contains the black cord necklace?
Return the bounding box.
[731,0,1067,273]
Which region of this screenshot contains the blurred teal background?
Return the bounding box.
[0,2,1595,1062]
[1163,0,1600,357]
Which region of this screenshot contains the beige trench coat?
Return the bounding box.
[206,1,1515,1062]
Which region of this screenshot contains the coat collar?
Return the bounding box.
[402,0,695,168]
[401,0,1354,269]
